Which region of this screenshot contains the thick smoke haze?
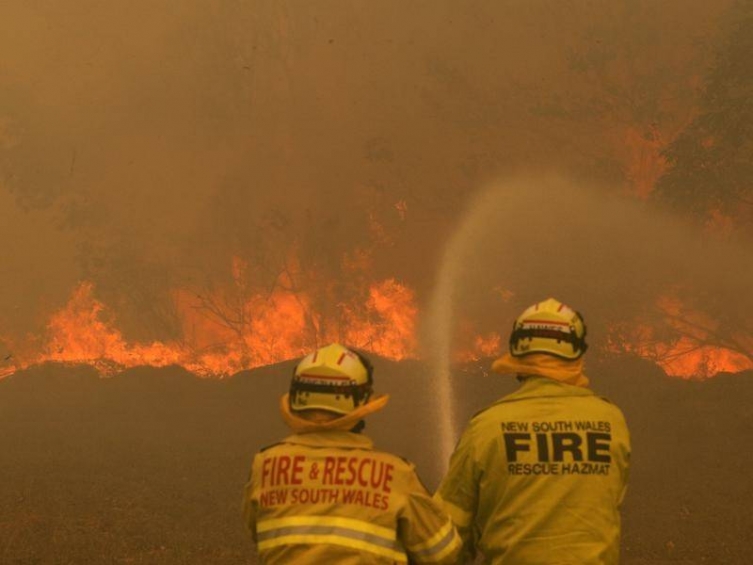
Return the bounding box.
[2,3,753,564]
[425,176,753,354]
[424,175,753,460]
[0,0,737,347]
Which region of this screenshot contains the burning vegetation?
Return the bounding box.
[0,0,752,382]
[2,262,751,380]
[4,263,418,378]
[1,2,753,564]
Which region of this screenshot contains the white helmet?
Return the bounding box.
[509,298,588,360]
[289,343,374,415]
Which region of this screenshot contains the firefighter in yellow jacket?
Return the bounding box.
[243,343,462,564]
[436,298,631,564]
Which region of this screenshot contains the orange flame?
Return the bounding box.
[3,269,751,380]
[454,324,503,363]
[651,338,753,378]
[340,279,418,360]
[40,282,184,373]
[611,329,753,378]
[12,264,420,377]
[608,295,753,378]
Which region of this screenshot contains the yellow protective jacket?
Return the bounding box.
[243,430,462,564]
[436,376,631,565]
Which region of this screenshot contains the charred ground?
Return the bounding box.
[0,360,750,564]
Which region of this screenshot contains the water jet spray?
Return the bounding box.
[426,183,507,469]
[426,174,753,475]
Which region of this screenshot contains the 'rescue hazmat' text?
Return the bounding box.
[258,455,394,510]
[500,421,613,476]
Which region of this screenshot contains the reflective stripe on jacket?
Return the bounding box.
[243,431,462,564]
[436,376,631,565]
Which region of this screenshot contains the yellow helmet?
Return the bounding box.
[509,298,588,360]
[289,343,374,415]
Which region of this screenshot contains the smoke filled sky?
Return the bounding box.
[0,0,743,352]
[432,177,753,340]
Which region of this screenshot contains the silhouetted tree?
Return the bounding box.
[654,0,753,229]
[527,0,718,193]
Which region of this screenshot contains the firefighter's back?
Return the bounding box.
[243,344,461,565]
[470,378,630,564]
[247,431,457,564]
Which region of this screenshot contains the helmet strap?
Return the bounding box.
[289,380,373,410]
[509,326,588,358]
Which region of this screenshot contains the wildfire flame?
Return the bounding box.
[41,281,184,372]
[5,269,418,378]
[650,338,753,378]
[608,326,753,379]
[455,331,502,363]
[1,268,750,380]
[607,295,753,379]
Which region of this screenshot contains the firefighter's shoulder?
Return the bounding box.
[467,398,518,426]
[257,441,284,454]
[368,449,433,492]
[368,447,417,470]
[594,395,630,423]
[588,392,628,413]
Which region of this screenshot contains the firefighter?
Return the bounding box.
[436,298,631,564]
[243,343,462,564]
